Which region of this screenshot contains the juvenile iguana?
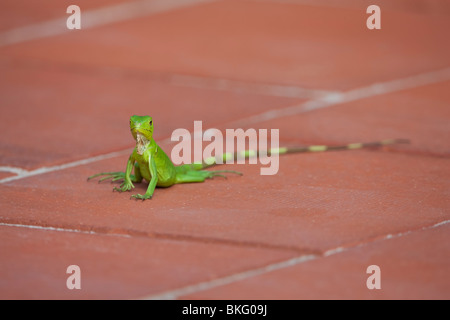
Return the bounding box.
[88,115,408,200]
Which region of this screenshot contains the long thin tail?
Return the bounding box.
[279,138,410,154]
[196,138,410,169]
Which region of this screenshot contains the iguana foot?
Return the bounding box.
[130,193,152,200]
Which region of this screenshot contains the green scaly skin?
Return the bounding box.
[88,115,409,200]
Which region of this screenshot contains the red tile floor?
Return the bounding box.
[0,0,449,299]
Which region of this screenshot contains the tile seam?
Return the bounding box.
[0,221,310,254]
[1,67,449,184]
[141,219,450,299]
[0,0,219,47]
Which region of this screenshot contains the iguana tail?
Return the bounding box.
[193,138,409,170]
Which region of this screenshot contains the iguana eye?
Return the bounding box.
[149,120,153,126]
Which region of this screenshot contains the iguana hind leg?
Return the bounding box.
[174,168,242,184]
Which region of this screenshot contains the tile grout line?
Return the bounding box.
[4,56,339,100]
[141,219,450,300]
[169,74,339,99]
[0,222,103,236]
[0,0,446,299]
[228,67,450,127]
[0,221,308,253]
[0,166,29,175]
[0,0,218,47]
[0,150,129,184]
[1,67,450,184]
[2,218,448,299]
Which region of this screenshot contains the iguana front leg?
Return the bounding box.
[131,156,158,200]
[113,156,135,192]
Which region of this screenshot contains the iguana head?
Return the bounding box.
[130,115,153,154]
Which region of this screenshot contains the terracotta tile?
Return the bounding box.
[249,0,450,16]
[0,172,15,180]
[0,0,133,32]
[1,0,449,90]
[182,223,450,299]
[0,224,294,299]
[1,149,448,252]
[0,61,299,170]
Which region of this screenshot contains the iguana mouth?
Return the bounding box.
[136,132,150,155]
